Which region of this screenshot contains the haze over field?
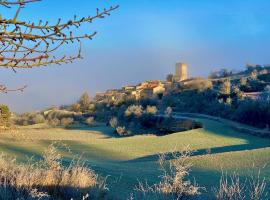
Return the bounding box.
[1,0,270,112]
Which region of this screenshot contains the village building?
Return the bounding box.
[94,62,187,102]
[122,85,136,91]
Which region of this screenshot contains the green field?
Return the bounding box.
[0,117,269,199]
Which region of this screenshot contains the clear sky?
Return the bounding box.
[1,0,270,112]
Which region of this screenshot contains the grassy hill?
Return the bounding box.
[0,117,269,199]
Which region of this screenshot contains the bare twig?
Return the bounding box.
[0,0,119,92]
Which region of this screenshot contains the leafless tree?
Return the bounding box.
[0,0,118,92]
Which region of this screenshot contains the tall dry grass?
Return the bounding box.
[213,170,268,200]
[133,147,202,200]
[0,144,107,200]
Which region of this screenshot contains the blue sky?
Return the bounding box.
[1,0,270,112]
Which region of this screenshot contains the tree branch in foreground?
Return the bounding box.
[0,0,119,92]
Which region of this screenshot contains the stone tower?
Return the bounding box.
[174,63,188,81]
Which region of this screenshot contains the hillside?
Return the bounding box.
[0,116,269,199]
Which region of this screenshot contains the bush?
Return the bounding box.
[85,117,95,126]
[0,144,106,200]
[234,99,270,128]
[165,107,173,117]
[32,114,45,124]
[161,84,270,129]
[109,117,118,129]
[219,79,231,97]
[78,92,91,112]
[183,78,213,91]
[87,104,96,113]
[0,104,11,127]
[258,73,270,82]
[248,80,267,92]
[240,77,247,86]
[13,112,45,126]
[134,147,202,199]
[47,118,60,127]
[146,105,158,115]
[116,126,127,136]
[45,110,76,121]
[71,103,81,112]
[139,113,158,129]
[60,118,74,128]
[125,105,143,117]
[214,172,267,200]
[157,117,202,134]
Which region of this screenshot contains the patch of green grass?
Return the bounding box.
[0,119,269,199]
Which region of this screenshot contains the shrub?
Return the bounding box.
[116,126,127,136]
[109,117,118,129]
[125,105,144,117]
[165,107,173,117]
[87,104,96,113]
[219,79,231,97]
[85,117,95,126]
[48,118,60,127]
[71,103,81,112]
[214,173,246,200]
[60,118,74,128]
[251,70,258,80]
[139,114,158,129]
[259,69,268,75]
[240,77,247,86]
[32,114,45,124]
[234,99,270,128]
[78,92,91,112]
[258,73,270,82]
[0,144,106,200]
[22,120,29,126]
[0,104,11,127]
[46,110,76,121]
[213,172,267,200]
[248,79,267,92]
[13,112,55,126]
[183,78,213,91]
[13,112,44,126]
[134,147,202,199]
[156,117,202,134]
[146,105,158,115]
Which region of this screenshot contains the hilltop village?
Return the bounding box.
[8,62,270,135]
[95,63,189,103]
[94,62,269,104]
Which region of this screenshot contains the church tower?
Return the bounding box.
[174,63,188,81]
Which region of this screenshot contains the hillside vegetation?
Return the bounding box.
[0,116,269,199]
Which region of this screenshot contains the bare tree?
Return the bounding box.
[0,0,118,92]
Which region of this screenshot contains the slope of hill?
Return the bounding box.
[0,117,269,199]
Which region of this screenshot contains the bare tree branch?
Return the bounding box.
[0,0,119,92]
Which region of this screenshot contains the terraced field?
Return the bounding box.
[0,116,269,199]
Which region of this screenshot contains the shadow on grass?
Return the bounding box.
[125,142,270,163]
[0,142,43,162]
[66,124,117,138]
[124,116,270,163]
